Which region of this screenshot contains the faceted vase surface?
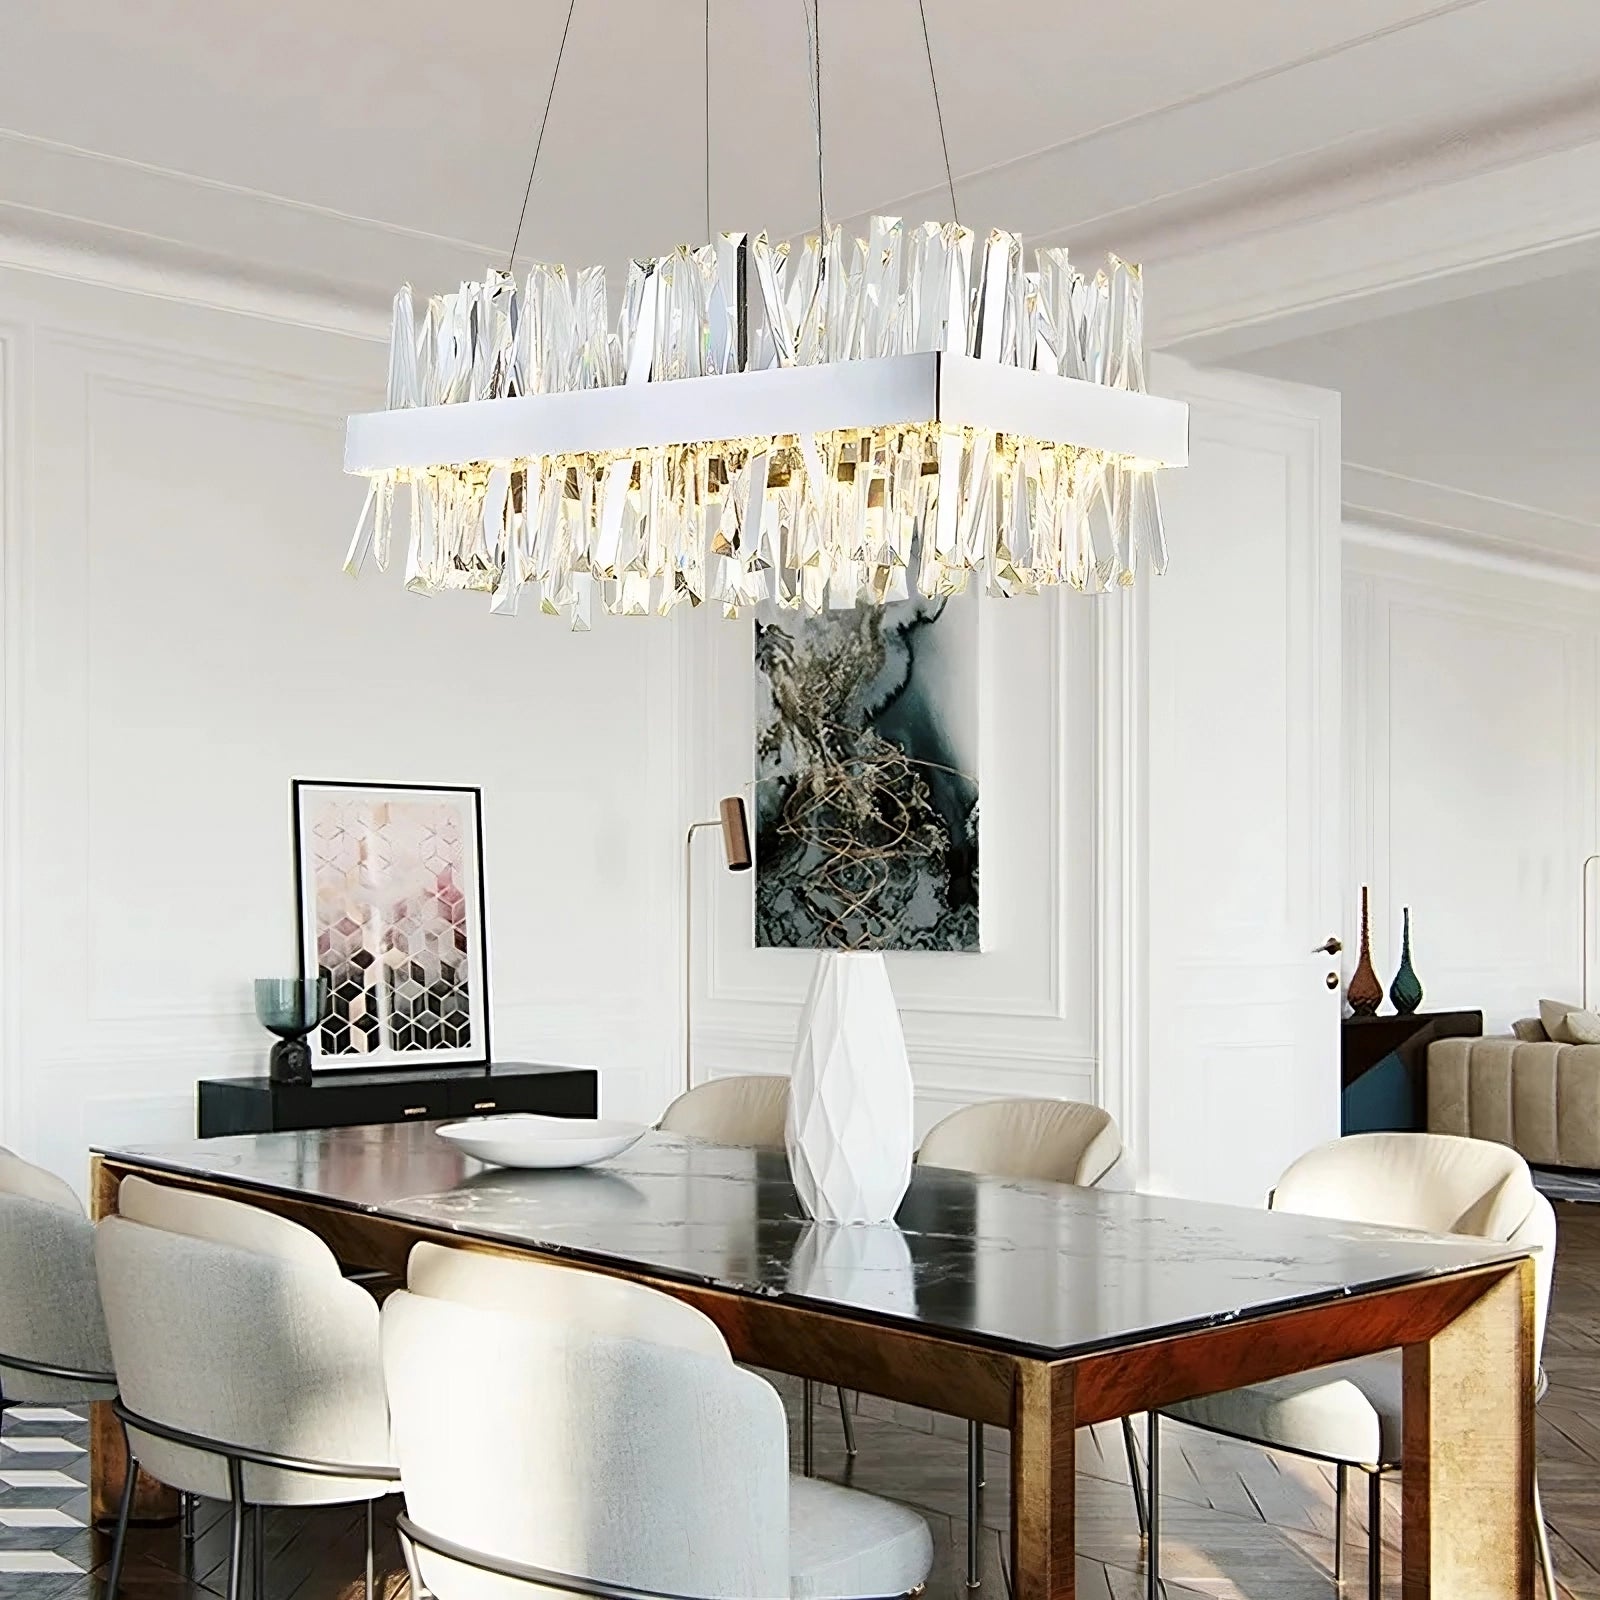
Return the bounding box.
[785,951,914,1225]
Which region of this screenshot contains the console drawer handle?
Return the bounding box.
[403,1106,428,1117]
[473,1100,497,1111]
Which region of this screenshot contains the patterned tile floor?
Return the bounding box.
[6,1201,1600,1599]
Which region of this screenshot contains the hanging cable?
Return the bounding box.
[801,0,827,234]
[916,0,959,224]
[507,0,578,272]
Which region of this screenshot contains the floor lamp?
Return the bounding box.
[1585,854,1600,1010]
[684,797,752,1096]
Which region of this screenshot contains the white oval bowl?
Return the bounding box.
[436,1114,648,1171]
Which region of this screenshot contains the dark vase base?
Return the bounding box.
[269,1038,314,1086]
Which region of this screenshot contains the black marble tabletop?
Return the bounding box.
[95,1123,1528,1359]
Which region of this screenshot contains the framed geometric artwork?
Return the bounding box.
[754,593,981,952]
[292,779,491,1071]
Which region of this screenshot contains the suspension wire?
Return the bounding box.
[507,0,579,272]
[916,0,959,225]
[704,0,712,242]
[801,0,827,234]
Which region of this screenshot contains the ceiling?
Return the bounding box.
[1233,257,1600,568]
[5,0,1599,562]
[5,0,1600,306]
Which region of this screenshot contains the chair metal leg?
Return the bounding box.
[1534,1472,1559,1599]
[105,1431,138,1600]
[399,1526,426,1600]
[225,1461,246,1600]
[1146,1411,1161,1600]
[252,1506,265,1600]
[1334,1464,1348,1586]
[181,1491,197,1547]
[836,1387,857,1458]
[966,1420,983,1590]
[1123,1414,1149,1540]
[801,1379,816,1477]
[1366,1469,1382,1600]
[365,1498,375,1600]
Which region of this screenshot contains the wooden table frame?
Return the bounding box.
[88,1154,1536,1600]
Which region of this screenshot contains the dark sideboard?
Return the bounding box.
[196,1062,599,1138]
[1340,1011,1482,1136]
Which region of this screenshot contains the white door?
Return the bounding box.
[1140,357,1343,1205]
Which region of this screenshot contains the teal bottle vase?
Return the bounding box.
[1389,908,1423,1016]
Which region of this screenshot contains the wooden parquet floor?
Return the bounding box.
[8,1200,1600,1599]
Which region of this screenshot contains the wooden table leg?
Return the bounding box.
[1012,1360,1075,1600]
[87,1158,178,1527]
[1401,1259,1533,1599]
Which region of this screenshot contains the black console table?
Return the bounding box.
[197,1062,599,1138]
[1341,1012,1482,1135]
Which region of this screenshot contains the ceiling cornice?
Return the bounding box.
[5,86,1600,361]
[1343,462,1600,578]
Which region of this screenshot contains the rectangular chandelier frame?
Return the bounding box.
[346,352,1188,477]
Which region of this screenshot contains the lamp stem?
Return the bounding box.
[685,820,717,1098]
[1585,854,1600,1011]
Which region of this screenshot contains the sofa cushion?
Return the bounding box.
[1512,1018,1549,1043]
[1541,999,1584,1044]
[1566,1010,1600,1045]
[1429,1036,1600,1168]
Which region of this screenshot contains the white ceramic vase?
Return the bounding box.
[785,950,914,1225]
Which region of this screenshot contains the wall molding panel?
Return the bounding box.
[1343,523,1600,1034]
[0,266,684,1184]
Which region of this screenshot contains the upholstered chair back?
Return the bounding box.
[407,1243,729,1360]
[0,1151,115,1404]
[118,1175,339,1271]
[383,1290,791,1600]
[95,1199,391,1505]
[1271,1132,1557,1366]
[0,1147,85,1213]
[916,1098,1124,1188]
[658,1075,790,1149]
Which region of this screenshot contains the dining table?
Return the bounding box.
[89,1124,1536,1599]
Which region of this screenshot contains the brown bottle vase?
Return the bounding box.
[1347,884,1383,1016]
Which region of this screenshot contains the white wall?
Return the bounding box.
[0,268,683,1184]
[0,253,1344,1199]
[1343,524,1599,1034]
[0,263,1119,1185]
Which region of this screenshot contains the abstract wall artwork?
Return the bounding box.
[292,780,490,1069]
[755,595,980,952]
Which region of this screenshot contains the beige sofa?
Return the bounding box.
[1429,1033,1600,1169]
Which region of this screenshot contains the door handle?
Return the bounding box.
[1314,937,1343,956]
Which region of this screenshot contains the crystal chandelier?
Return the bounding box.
[343,4,1188,630]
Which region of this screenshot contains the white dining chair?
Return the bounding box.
[1141,1132,1560,1600]
[0,1149,117,1425]
[383,1263,935,1600]
[95,1176,398,1600]
[658,1075,856,1470]
[915,1097,1133,1591]
[659,1074,791,1149]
